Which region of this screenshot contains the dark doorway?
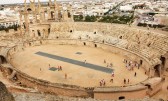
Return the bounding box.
[37,30,41,36]
[160,56,166,67]
[48,28,50,34]
[94,32,96,34]
[84,42,86,46]
[0,56,7,64]
[70,30,72,33]
[95,44,97,48]
[68,12,71,18]
[51,11,54,19]
[140,60,143,65]
[119,96,125,100]
[119,36,122,39]
[154,64,160,77]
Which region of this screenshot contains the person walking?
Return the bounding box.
[65,73,67,79]
[134,72,137,77]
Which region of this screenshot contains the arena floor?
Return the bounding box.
[12,45,148,87]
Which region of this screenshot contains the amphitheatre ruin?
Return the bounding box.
[0,0,168,101]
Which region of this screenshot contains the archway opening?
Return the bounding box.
[48,28,50,34]
[154,64,160,77]
[119,36,122,39]
[0,55,7,64]
[70,30,73,33]
[37,30,41,36]
[84,42,86,46]
[160,56,166,67]
[29,43,31,46]
[119,96,125,100]
[140,60,143,65]
[27,8,32,12]
[68,12,71,18]
[51,11,54,19]
[95,44,97,48]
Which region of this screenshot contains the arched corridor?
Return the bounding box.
[0,55,7,64]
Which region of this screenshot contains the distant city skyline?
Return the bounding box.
[0,0,77,5]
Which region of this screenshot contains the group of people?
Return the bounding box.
[124,59,140,71]
[124,78,129,84]
[98,59,140,87]
[48,64,63,71]
[100,79,106,86]
[104,59,113,68]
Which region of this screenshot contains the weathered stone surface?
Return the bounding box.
[0,81,15,101]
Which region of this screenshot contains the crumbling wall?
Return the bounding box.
[0,81,15,101]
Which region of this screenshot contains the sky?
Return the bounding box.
[0,0,72,5]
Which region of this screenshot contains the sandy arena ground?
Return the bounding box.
[12,44,148,87]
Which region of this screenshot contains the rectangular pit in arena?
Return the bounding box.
[35,51,113,74]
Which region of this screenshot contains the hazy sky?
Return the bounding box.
[0,0,71,4]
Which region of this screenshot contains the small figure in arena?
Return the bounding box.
[65,73,67,79]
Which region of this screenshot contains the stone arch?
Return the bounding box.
[160,56,166,67]
[119,96,125,100]
[119,36,123,39]
[27,8,32,11]
[95,44,97,48]
[68,11,71,18]
[29,43,32,46]
[0,55,7,64]
[51,11,54,19]
[140,60,143,65]
[48,28,50,34]
[83,42,86,46]
[37,30,41,37]
[154,64,161,77]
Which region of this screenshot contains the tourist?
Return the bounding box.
[49,64,50,68]
[134,72,137,77]
[60,66,62,71]
[65,73,67,79]
[100,79,106,86]
[110,63,113,67]
[111,72,114,77]
[100,81,102,86]
[58,66,60,71]
[110,78,113,83]
[84,60,86,64]
[103,81,106,86]
[128,79,129,84]
[107,63,109,67]
[40,68,41,71]
[124,78,126,84]
[104,59,106,63]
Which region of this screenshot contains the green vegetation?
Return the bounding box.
[99,15,134,24]
[73,15,84,22]
[73,14,134,24]
[84,15,97,22]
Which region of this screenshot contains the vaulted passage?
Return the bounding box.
[0,56,7,64]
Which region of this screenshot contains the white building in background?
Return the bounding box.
[120,5,133,12]
[0,7,20,27]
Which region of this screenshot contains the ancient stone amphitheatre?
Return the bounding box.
[0,0,168,101]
